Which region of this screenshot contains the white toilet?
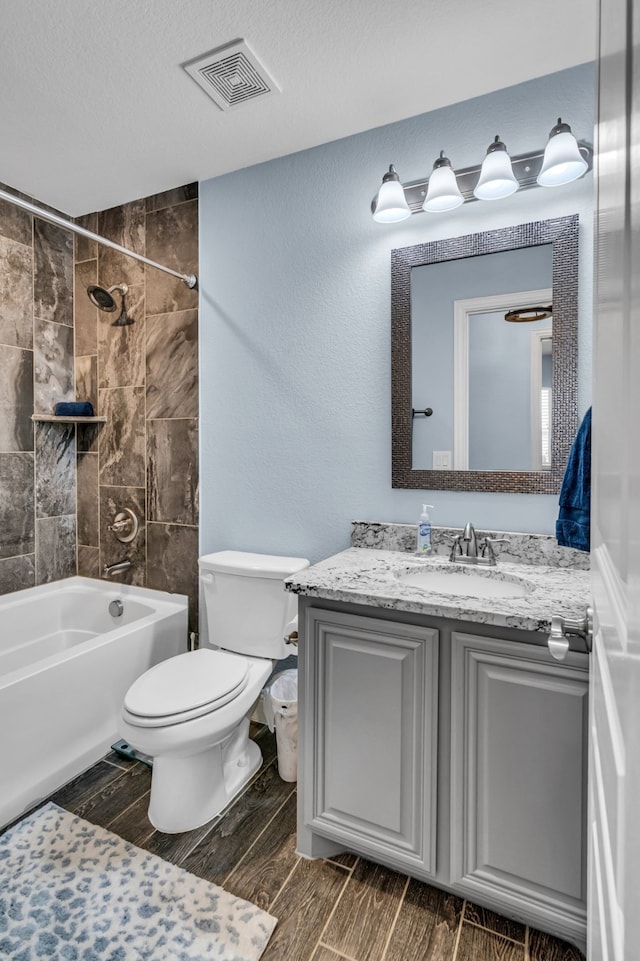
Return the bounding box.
[119,550,309,833]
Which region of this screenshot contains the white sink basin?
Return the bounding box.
[397,567,533,599]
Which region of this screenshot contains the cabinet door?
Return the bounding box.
[307,608,438,874]
[450,632,588,942]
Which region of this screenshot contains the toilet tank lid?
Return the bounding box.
[199,550,310,579]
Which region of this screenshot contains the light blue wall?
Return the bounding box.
[199,63,595,564]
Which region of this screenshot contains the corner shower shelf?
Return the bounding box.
[31,414,107,424]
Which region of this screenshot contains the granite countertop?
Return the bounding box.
[285,547,591,633]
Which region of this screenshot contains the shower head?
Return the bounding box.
[87,283,129,312]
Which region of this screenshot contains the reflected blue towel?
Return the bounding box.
[556,407,591,552]
[54,401,94,417]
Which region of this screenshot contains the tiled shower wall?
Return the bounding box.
[0,181,199,631]
[0,184,76,591]
[74,184,199,631]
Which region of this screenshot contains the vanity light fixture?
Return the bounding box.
[422,151,464,212]
[537,118,589,187]
[473,136,519,200]
[372,165,412,223]
[371,118,593,222]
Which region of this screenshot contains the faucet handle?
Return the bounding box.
[449,534,463,562]
[480,537,510,564]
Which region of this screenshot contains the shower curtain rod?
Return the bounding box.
[0,187,198,289]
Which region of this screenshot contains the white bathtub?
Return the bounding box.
[0,576,187,828]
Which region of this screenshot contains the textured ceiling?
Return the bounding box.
[0,0,597,216]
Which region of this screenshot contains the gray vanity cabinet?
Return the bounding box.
[303,607,439,875]
[449,631,588,935]
[297,599,589,948]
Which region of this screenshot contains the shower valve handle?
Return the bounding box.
[108,508,139,544]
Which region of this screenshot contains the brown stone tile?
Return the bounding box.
[261,859,350,961]
[75,355,98,411]
[99,485,146,586]
[145,200,198,316]
[36,514,76,584]
[181,762,295,885]
[0,453,34,558]
[33,219,73,326]
[0,346,33,451]
[75,211,98,261]
[146,183,198,212]
[74,259,98,355]
[528,930,585,961]
[147,418,198,524]
[97,200,145,288]
[145,309,198,418]
[322,858,408,961]
[385,879,463,961]
[464,902,526,942]
[223,790,300,910]
[77,451,99,546]
[0,190,32,245]
[0,554,36,594]
[35,421,76,517]
[0,234,33,349]
[98,386,145,487]
[456,922,525,961]
[77,545,100,578]
[146,522,198,632]
[33,316,74,414]
[98,284,145,388]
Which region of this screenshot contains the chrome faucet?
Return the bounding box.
[450,523,510,566]
[103,559,133,577]
[450,522,479,563]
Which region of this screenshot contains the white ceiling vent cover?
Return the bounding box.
[183,39,280,111]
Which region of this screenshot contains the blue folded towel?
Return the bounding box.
[54,401,94,417]
[556,407,591,552]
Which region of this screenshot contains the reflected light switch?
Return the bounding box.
[433,451,452,470]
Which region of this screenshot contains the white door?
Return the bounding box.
[588,0,640,956]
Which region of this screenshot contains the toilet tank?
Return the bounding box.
[199,551,309,659]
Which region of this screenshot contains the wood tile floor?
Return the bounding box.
[8,725,585,961]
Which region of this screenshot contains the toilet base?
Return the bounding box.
[147,717,263,833]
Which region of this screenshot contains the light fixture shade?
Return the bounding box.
[422,152,463,212]
[537,118,588,187]
[473,136,519,200]
[372,165,411,223]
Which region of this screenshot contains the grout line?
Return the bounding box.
[316,944,360,961]
[306,857,359,960]
[451,900,467,961]
[105,789,151,831]
[379,875,411,961]
[222,783,297,887]
[464,919,527,945]
[524,926,530,961]
[266,855,302,913]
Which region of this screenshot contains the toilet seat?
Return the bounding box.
[123,648,250,728]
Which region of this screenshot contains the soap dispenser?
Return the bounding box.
[417,504,435,555]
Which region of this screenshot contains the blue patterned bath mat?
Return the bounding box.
[0,802,277,960]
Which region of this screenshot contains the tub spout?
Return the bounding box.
[103,559,133,577]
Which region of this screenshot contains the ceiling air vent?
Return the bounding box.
[183,39,280,111]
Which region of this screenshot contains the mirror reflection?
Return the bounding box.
[411,245,553,472]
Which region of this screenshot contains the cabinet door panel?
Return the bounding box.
[308,608,438,873]
[450,632,588,940]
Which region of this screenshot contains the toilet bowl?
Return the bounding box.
[119,550,309,833]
